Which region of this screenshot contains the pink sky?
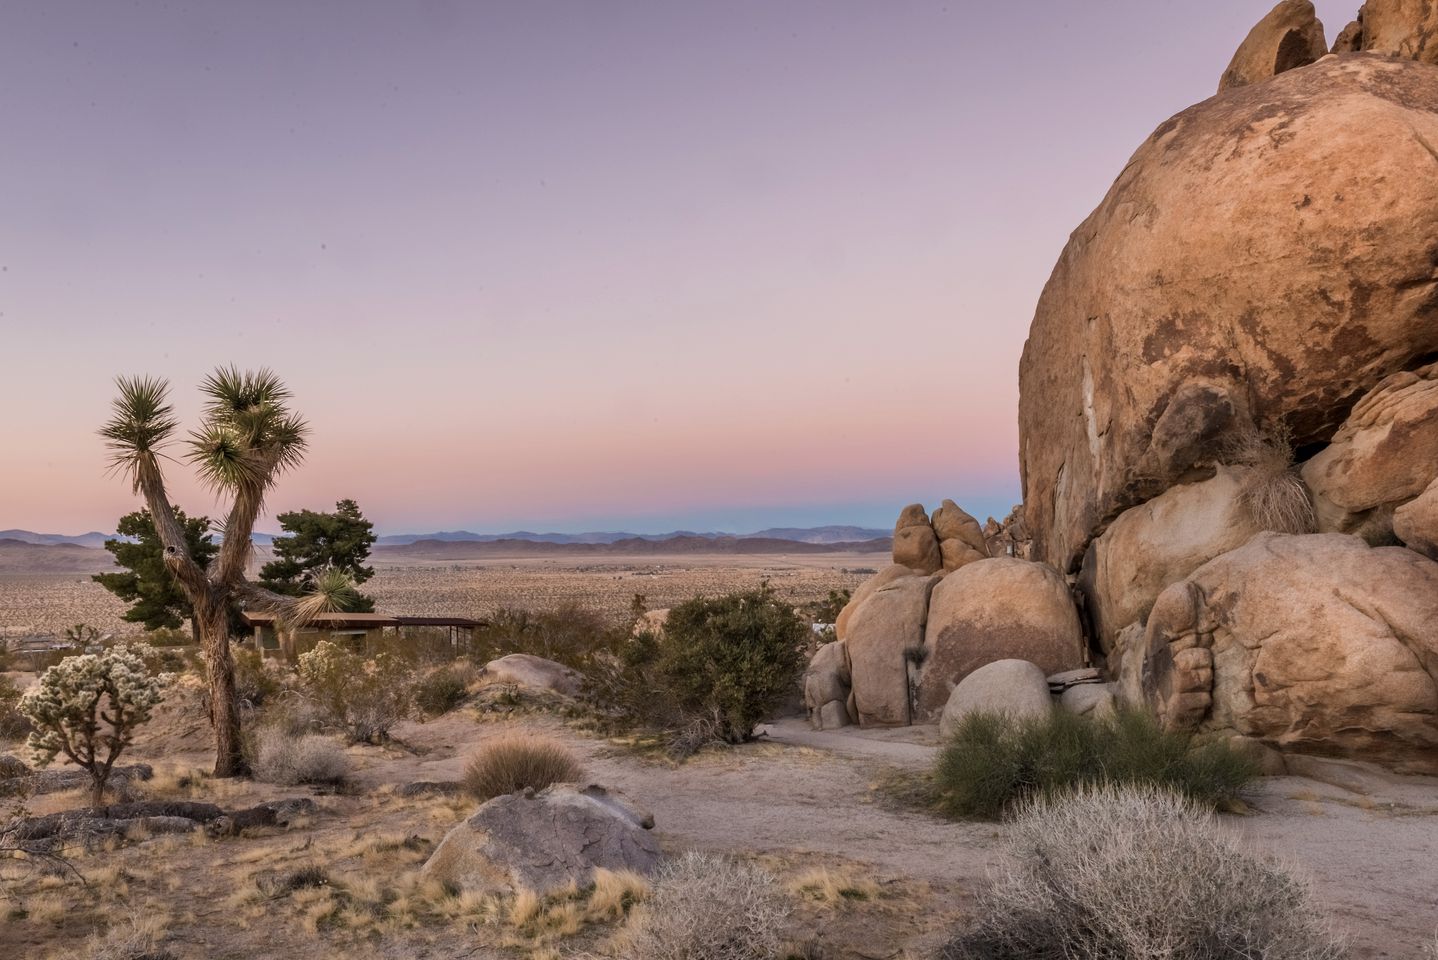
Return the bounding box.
[0,2,1359,535]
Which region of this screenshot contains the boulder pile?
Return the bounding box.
[822,3,1438,773]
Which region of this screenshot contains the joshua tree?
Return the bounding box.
[101,368,347,776]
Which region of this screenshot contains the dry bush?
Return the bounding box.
[941,783,1345,960]
[296,641,413,743]
[63,910,174,960]
[620,851,789,960]
[1225,424,1316,534]
[0,673,31,741]
[462,733,582,801]
[250,727,349,786]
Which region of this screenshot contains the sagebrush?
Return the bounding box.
[462,733,582,801]
[941,784,1345,960]
[621,851,789,960]
[934,706,1257,820]
[249,727,349,785]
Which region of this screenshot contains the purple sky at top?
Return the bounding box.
[0,1,1358,536]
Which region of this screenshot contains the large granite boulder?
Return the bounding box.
[1302,362,1438,541]
[917,558,1085,719]
[1140,533,1438,773]
[802,640,853,730]
[844,572,939,726]
[1017,56,1438,573]
[1359,0,1438,62]
[479,653,584,697]
[938,659,1053,738]
[1079,466,1264,654]
[835,564,916,642]
[1394,477,1438,558]
[1218,0,1328,92]
[421,784,660,894]
[892,504,941,574]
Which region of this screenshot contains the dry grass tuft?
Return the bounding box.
[1226,424,1316,534]
[787,867,878,905]
[64,910,173,960]
[462,733,583,802]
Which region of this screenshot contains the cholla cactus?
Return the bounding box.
[20,643,166,808]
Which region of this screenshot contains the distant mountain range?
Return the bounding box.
[372,525,888,546]
[376,535,890,559]
[0,529,114,549]
[3,525,889,549]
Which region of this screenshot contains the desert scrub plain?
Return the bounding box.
[1,630,1436,960]
[0,552,881,637]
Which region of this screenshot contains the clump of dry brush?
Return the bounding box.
[1225,423,1316,534]
[942,783,1345,960]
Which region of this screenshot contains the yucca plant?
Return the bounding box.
[100,367,355,776]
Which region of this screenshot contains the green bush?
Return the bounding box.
[658,587,808,743]
[233,649,284,706]
[934,706,1258,821]
[414,664,472,717]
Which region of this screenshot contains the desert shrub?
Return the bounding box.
[941,784,1345,960]
[623,851,789,960]
[144,627,192,648]
[414,663,472,717]
[21,643,167,808]
[475,603,631,670]
[462,733,582,801]
[249,727,349,785]
[233,648,284,706]
[648,586,808,745]
[934,706,1258,820]
[802,588,851,626]
[0,674,31,742]
[296,641,413,743]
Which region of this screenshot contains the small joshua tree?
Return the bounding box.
[20,643,166,809]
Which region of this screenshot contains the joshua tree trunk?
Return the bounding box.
[197,600,246,777]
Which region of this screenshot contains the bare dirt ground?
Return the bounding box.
[3,683,1435,960]
[0,552,884,635]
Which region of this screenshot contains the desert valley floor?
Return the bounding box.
[1,692,1435,959]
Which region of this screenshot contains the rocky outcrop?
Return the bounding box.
[1332,18,1365,52]
[1017,56,1438,573]
[938,659,1052,737]
[421,784,660,895]
[479,654,584,698]
[1302,362,1438,542]
[983,504,1030,559]
[892,504,942,574]
[835,563,916,642]
[917,558,1085,719]
[1219,1,1328,92]
[1359,0,1438,62]
[1079,467,1264,654]
[1139,534,1438,773]
[845,573,939,726]
[1394,477,1438,558]
[803,640,853,730]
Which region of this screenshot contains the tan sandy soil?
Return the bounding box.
[3,686,1435,959]
[0,552,884,636]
